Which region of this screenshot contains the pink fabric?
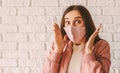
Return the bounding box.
[63,26,86,43]
[42,39,111,73]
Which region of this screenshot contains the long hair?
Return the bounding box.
[60,5,101,43]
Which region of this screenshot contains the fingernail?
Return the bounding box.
[100,24,102,27]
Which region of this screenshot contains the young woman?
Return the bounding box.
[43,5,111,73]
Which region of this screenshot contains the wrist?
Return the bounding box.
[85,48,93,54]
[54,49,63,54]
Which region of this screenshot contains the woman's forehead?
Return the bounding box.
[64,10,82,20]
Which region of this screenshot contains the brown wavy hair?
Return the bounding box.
[60,5,101,43]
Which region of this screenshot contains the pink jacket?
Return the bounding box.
[43,39,111,73]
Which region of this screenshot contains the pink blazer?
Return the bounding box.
[43,39,111,73]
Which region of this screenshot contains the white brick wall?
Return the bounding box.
[3,67,30,73]
[0,0,120,73]
[18,7,44,16]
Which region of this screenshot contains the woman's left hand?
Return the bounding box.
[85,24,102,54]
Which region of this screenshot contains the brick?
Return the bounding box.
[0,69,2,73]
[28,33,46,42]
[29,16,56,25]
[29,33,53,42]
[116,0,120,6]
[93,16,112,24]
[87,7,101,15]
[97,0,115,6]
[0,35,1,41]
[31,0,58,6]
[18,59,42,67]
[110,49,114,59]
[116,25,120,32]
[9,8,16,15]
[2,0,30,6]
[19,25,45,33]
[88,0,115,6]
[0,7,16,15]
[114,33,120,42]
[0,7,9,15]
[29,16,56,32]
[114,51,120,59]
[103,7,120,15]
[46,41,54,50]
[109,42,120,50]
[0,59,17,67]
[88,0,98,6]
[0,42,17,50]
[29,50,48,60]
[31,67,43,73]
[18,7,44,16]
[43,33,54,42]
[46,24,56,32]
[46,7,65,16]
[23,0,30,6]
[111,59,120,67]
[56,16,62,26]
[3,33,27,42]
[0,0,2,6]
[0,70,2,73]
[113,16,120,24]
[18,42,45,50]
[3,67,30,73]
[0,17,1,24]
[99,33,112,42]
[59,0,86,6]
[115,69,120,73]
[109,67,114,73]
[103,24,116,33]
[0,52,1,58]
[0,25,17,33]
[2,16,27,25]
[3,51,28,59]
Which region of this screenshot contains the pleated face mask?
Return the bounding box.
[63,26,86,43]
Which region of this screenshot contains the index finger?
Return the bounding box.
[96,24,102,32]
[89,24,102,40]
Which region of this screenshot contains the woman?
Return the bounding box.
[43,5,111,73]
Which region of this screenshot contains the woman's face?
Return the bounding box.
[64,10,85,27]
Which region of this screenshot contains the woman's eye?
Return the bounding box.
[75,20,81,24]
[65,21,70,25]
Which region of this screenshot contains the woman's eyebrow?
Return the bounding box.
[64,18,69,20]
[74,16,82,19]
[64,16,82,20]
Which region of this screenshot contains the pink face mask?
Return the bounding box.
[63,26,86,43]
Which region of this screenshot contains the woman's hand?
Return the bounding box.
[53,23,67,53]
[85,24,102,54]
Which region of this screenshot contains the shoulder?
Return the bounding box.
[94,39,110,53]
[95,39,110,48]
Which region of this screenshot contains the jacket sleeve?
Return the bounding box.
[42,44,62,73]
[83,40,111,73]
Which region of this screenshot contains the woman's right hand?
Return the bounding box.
[53,23,67,53]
